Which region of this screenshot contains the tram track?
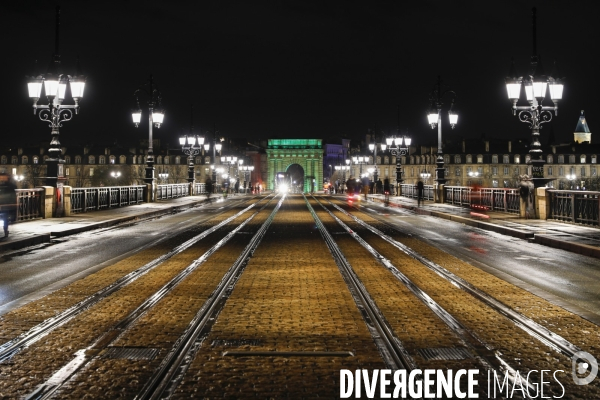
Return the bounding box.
[24,195,282,399]
[316,195,599,397]
[133,194,286,400]
[0,196,280,399]
[2,193,597,398]
[0,196,272,364]
[304,195,417,372]
[324,196,585,360]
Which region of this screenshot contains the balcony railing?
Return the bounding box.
[548,190,600,226]
[71,186,145,214]
[15,188,44,221]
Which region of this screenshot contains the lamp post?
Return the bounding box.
[566,173,576,190]
[505,8,564,188]
[334,164,350,190]
[131,75,164,201]
[240,165,255,193]
[386,135,411,196]
[221,156,238,194]
[368,141,387,191]
[420,170,431,185]
[27,6,86,205]
[468,171,479,186]
[14,175,24,189]
[159,172,169,183]
[111,171,121,179]
[179,135,206,184]
[207,128,223,191]
[351,156,368,176]
[367,168,376,192]
[179,105,209,190]
[427,76,458,187]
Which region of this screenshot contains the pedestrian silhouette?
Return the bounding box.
[0,173,17,238]
[417,180,424,207]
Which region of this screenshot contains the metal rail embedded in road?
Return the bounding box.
[327,197,584,360]
[25,195,280,400]
[304,195,417,372]
[135,194,286,400]
[0,196,273,364]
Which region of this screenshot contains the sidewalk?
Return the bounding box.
[1,193,599,258]
[362,193,600,259]
[0,195,211,252]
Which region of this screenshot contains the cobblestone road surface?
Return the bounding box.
[0,194,598,399]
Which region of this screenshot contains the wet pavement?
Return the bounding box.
[1,192,599,259]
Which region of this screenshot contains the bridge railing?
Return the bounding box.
[71,186,145,214]
[444,186,520,214]
[400,184,434,201]
[193,183,207,194]
[156,183,189,200]
[15,189,44,221]
[547,190,600,226]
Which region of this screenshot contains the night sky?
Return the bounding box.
[1,1,598,149]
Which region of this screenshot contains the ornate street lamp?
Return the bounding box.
[240,165,255,193]
[131,75,165,198]
[368,140,387,189]
[566,173,576,190]
[505,8,564,188]
[179,105,208,188]
[158,172,169,183]
[179,135,205,184]
[420,170,431,184]
[27,6,86,198]
[111,171,121,179]
[427,76,458,186]
[221,156,238,193]
[386,135,411,196]
[351,156,368,176]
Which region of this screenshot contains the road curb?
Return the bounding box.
[534,234,600,258]
[0,233,51,251]
[0,199,207,251]
[368,195,598,258]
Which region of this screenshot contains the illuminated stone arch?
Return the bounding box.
[266,139,323,192]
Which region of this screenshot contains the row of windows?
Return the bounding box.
[368,154,600,165]
[0,155,215,166]
[443,166,597,178]
[347,165,599,179]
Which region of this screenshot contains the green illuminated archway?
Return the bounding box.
[266,139,323,193]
